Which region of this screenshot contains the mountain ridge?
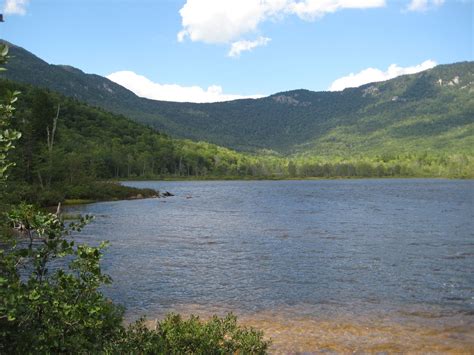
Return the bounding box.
[1,40,473,155]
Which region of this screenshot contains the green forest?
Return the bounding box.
[0,78,472,206]
[0,65,471,206]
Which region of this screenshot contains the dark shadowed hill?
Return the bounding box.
[2,40,473,155]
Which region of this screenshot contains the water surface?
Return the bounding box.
[67,179,474,352]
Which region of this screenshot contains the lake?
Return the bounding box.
[67,179,474,352]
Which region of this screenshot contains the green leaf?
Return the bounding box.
[29,289,41,301]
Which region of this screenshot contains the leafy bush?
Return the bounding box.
[0,204,122,353]
[109,314,269,354]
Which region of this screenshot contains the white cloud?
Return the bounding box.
[177,0,285,44]
[228,36,271,57]
[3,0,29,15]
[328,59,437,91]
[107,71,265,103]
[406,0,445,12]
[287,0,386,20]
[177,0,386,54]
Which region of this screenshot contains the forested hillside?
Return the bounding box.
[2,40,473,155]
[1,78,472,208]
[0,80,290,204]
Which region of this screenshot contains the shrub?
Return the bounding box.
[109,313,269,354]
[0,204,122,353]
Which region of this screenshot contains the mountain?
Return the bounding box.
[1,40,473,155]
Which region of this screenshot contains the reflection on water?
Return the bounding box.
[67,179,474,352]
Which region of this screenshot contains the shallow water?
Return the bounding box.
[160,303,473,353]
[67,179,474,352]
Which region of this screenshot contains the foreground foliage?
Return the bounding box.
[0,44,269,354]
[110,313,268,354]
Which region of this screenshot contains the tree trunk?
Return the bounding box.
[46,105,60,188]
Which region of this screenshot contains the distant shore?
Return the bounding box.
[114,175,470,182]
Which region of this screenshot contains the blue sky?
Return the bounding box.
[0,0,472,102]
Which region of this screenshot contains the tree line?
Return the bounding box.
[0,78,472,206]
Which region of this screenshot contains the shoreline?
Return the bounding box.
[114,175,473,182]
[136,305,474,353]
[60,177,472,207]
[62,194,159,206]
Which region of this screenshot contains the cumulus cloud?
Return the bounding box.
[228,36,271,57]
[177,0,386,55]
[406,0,444,12]
[107,71,264,103]
[3,0,30,15]
[177,0,285,44]
[328,59,437,91]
